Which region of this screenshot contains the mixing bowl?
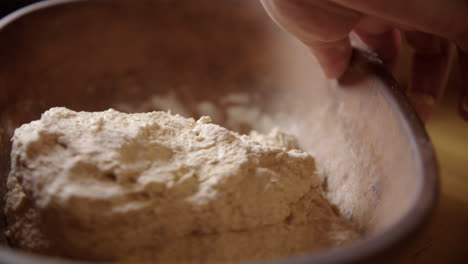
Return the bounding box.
[0,0,438,263]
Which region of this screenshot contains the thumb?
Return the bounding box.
[260,0,361,78]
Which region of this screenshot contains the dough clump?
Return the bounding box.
[5,107,358,263]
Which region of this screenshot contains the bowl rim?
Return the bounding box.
[0,1,439,263]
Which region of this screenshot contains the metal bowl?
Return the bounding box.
[0,0,438,263]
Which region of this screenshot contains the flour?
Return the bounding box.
[5,107,358,263]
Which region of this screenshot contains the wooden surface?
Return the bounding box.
[391,89,468,263]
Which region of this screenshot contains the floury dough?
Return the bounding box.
[5,107,358,263]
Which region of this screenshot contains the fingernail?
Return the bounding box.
[407,91,436,122]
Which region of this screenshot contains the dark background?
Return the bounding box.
[0,0,42,17]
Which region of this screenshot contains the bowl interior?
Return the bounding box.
[0,0,433,262]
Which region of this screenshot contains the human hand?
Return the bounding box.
[260,0,468,122]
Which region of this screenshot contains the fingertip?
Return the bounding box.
[322,54,351,79]
[308,39,353,79]
[321,62,348,79]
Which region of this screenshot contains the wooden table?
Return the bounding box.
[391,89,468,263]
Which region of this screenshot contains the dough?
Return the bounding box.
[5,107,358,263]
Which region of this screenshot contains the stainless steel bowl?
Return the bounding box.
[0,0,438,263]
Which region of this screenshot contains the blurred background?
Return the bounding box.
[0,0,41,17]
[0,1,467,263]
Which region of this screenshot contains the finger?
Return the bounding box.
[405,32,455,122]
[458,49,468,121]
[306,37,353,78]
[353,17,401,68]
[260,0,361,78]
[330,0,468,46]
[330,0,468,66]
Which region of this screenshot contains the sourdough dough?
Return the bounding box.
[5,107,358,263]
